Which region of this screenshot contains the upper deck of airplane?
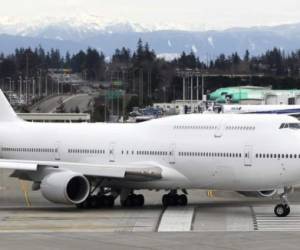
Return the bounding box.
[6,113,298,134]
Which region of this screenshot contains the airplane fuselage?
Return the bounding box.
[1,114,300,192]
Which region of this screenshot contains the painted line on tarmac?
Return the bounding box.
[157,206,195,232]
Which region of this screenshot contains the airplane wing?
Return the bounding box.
[0,159,162,181]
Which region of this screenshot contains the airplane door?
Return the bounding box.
[214,123,224,138]
[244,145,253,167]
[55,141,61,161]
[169,143,176,164]
[109,142,116,162]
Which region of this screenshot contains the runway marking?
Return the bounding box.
[157,206,195,232]
[192,206,254,231]
[3,204,300,232]
[254,205,300,231]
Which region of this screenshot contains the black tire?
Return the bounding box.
[136,194,145,207]
[177,195,188,206]
[102,196,111,207]
[162,194,169,207]
[76,203,84,209]
[90,196,99,208]
[79,197,92,209]
[124,197,133,207]
[120,199,127,207]
[169,195,178,206]
[131,195,140,207]
[105,195,115,208]
[284,205,291,216]
[274,204,289,217]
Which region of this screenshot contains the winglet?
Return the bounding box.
[0,89,22,122]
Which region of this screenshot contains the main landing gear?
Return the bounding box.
[274,187,292,217]
[162,190,188,207]
[76,182,117,209]
[121,194,145,207]
[120,189,145,207]
[77,194,115,209]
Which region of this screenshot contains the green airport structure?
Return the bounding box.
[209,86,300,105]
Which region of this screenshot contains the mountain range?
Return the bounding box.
[0,16,300,60]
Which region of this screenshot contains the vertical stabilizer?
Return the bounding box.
[0,90,21,122]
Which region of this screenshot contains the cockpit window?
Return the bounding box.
[279,123,300,129]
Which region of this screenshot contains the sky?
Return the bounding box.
[0,0,300,30]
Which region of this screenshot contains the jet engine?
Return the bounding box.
[41,171,90,204]
[237,190,277,198]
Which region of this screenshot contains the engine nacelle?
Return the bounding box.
[237,190,277,198]
[41,171,90,205]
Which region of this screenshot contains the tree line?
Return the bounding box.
[1,39,300,103]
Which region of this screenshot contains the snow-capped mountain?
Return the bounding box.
[1,15,300,59]
[0,15,154,39]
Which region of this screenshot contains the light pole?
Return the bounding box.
[45,72,48,96]
[202,75,204,101]
[5,77,12,102]
[19,76,22,99]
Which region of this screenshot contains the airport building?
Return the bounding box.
[153,100,201,115]
[209,86,300,105]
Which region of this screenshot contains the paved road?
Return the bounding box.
[62,94,94,113]
[30,94,95,113]
[31,95,69,113]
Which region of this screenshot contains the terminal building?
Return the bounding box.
[209,86,300,105]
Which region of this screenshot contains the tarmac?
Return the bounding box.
[2,170,300,249]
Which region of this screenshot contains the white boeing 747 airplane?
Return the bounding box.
[0,90,299,217]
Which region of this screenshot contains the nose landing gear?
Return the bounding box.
[274,187,292,217]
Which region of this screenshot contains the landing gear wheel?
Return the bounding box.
[162,194,177,206]
[162,194,188,207]
[121,194,145,207]
[177,194,188,206]
[162,194,169,207]
[124,198,132,207]
[76,197,92,209]
[136,194,145,207]
[285,205,291,216]
[274,204,290,217]
[101,195,115,208]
